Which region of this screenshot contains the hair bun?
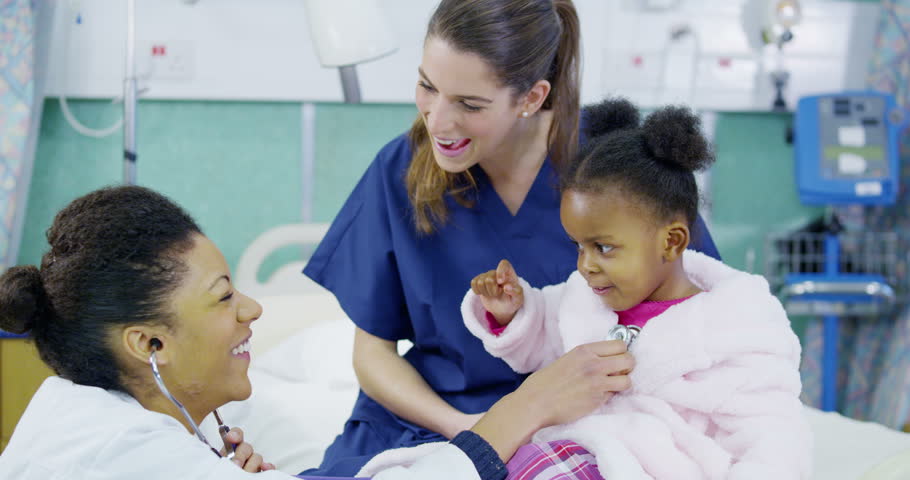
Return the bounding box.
[582,97,640,140]
[642,105,715,172]
[0,266,47,335]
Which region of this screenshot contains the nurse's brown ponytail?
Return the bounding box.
[548,0,581,183]
[406,0,581,234]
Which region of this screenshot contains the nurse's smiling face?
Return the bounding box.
[416,37,529,173]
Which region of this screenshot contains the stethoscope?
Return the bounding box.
[607,324,642,347]
[149,339,236,459]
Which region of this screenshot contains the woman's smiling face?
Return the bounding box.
[415,36,529,173]
[163,234,262,413]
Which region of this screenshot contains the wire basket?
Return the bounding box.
[763,231,910,315]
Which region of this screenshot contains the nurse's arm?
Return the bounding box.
[470,340,633,461]
[353,327,474,439]
[369,340,634,480]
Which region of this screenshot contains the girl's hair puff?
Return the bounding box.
[561,97,715,227]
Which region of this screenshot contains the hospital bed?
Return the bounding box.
[203,223,910,479]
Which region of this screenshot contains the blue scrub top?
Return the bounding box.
[304,133,721,418]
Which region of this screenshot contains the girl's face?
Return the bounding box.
[415,36,528,173]
[560,189,679,311]
[164,234,262,414]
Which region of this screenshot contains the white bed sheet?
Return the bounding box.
[202,293,910,479]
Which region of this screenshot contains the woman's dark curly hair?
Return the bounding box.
[561,97,715,228]
[0,186,201,393]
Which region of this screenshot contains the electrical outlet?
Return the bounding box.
[139,40,194,81]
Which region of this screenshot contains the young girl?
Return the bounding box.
[461,98,812,479]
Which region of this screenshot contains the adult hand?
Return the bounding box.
[221,428,277,472]
[471,259,524,326]
[519,340,634,428]
[470,340,634,462]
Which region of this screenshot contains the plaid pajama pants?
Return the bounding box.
[505,440,605,480]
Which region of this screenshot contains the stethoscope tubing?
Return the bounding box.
[149,349,234,458]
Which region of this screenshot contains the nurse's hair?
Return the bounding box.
[0,186,201,393]
[407,0,580,234]
[560,97,715,228]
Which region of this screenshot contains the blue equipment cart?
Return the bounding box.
[765,91,907,412]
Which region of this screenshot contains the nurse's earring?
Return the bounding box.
[521,111,529,118]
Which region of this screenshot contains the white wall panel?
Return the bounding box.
[42,0,880,111]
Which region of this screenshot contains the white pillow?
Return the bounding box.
[250,293,348,355]
[807,407,910,479]
[860,448,910,480]
[204,368,359,474]
[250,292,411,383]
[253,319,358,388]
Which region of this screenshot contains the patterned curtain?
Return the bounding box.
[800,0,910,430]
[0,0,38,272]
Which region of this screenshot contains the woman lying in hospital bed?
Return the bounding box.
[0,185,631,480]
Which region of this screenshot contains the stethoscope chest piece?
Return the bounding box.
[607,324,642,348]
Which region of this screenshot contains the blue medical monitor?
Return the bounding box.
[794,91,904,206]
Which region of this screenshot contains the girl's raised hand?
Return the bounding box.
[471,259,523,326]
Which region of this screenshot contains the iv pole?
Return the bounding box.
[123,0,138,185]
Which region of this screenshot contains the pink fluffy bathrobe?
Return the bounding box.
[359,251,812,479]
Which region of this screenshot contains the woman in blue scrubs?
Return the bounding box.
[303,0,721,476]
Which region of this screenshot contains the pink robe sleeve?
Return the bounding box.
[461,278,567,373]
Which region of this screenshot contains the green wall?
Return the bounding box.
[21,99,815,275]
[21,100,303,275]
[711,112,823,271]
[312,103,417,222]
[19,99,417,277]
